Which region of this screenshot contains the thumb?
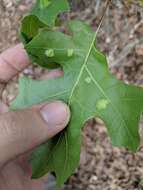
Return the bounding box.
[0,101,70,166]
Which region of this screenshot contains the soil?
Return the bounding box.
[0,0,143,190]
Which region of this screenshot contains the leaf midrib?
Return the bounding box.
[68,32,97,104]
[56,33,97,183]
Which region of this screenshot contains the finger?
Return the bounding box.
[0,69,63,114]
[0,101,70,167]
[0,44,30,82]
[0,161,44,190]
[0,101,8,114]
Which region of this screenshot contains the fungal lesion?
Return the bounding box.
[96,98,110,110]
[67,49,74,57]
[84,77,91,84]
[45,49,55,57]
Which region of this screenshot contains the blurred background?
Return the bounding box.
[0,0,143,189]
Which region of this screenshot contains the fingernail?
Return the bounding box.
[40,101,70,127]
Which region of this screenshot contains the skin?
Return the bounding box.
[0,44,70,190]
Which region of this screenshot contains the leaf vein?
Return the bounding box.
[68,32,97,104]
[85,66,135,146]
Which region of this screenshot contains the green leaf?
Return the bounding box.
[20,15,46,44]
[11,20,143,189]
[139,0,143,6]
[31,0,69,27]
[20,0,69,43]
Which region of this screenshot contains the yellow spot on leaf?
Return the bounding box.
[85,77,91,84]
[96,99,109,110]
[45,49,54,57]
[67,49,74,57]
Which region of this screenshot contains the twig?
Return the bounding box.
[129,20,143,38]
[96,0,111,35]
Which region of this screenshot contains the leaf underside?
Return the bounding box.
[11,1,143,189]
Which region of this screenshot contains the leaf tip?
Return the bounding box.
[40,0,51,9]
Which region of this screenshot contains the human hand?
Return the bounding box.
[0,44,70,190]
